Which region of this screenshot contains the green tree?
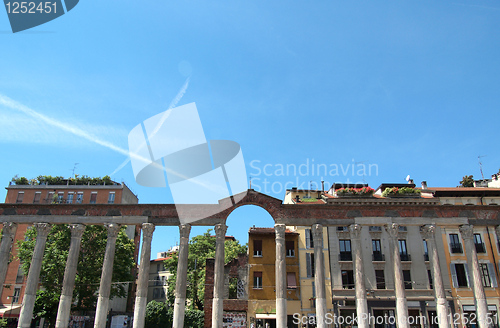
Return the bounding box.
[17,225,135,326]
[460,175,474,187]
[164,229,247,311]
[144,301,172,328]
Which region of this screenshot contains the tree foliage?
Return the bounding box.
[460,175,474,187]
[164,229,247,311]
[17,225,135,326]
[144,301,203,328]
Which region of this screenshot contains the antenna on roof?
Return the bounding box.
[71,163,79,178]
[478,155,486,180]
[405,175,411,182]
[355,160,367,183]
[249,176,252,189]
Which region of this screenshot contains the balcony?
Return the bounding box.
[339,253,352,261]
[400,253,411,262]
[372,253,385,261]
[450,243,463,254]
[475,242,486,253]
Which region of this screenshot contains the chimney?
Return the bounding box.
[421,181,427,189]
[295,195,300,203]
[408,179,414,184]
[321,180,325,192]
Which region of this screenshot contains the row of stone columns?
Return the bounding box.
[347,223,490,328]
[0,222,156,328]
[0,221,492,328]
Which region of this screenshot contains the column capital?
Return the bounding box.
[179,224,191,239]
[104,223,120,238]
[275,224,286,239]
[214,223,227,239]
[34,223,51,237]
[69,224,85,238]
[420,225,436,239]
[312,224,323,239]
[141,223,155,238]
[459,224,474,240]
[349,224,362,239]
[1,222,17,236]
[385,223,399,239]
[495,225,500,237]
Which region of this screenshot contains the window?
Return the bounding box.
[152,287,165,299]
[47,192,54,203]
[451,263,469,288]
[479,263,498,287]
[423,240,429,261]
[375,270,385,289]
[449,234,463,253]
[399,240,410,261]
[372,239,384,261]
[33,192,41,204]
[16,192,24,203]
[369,226,382,232]
[337,226,348,232]
[253,240,262,257]
[341,270,355,289]
[108,192,115,204]
[403,270,412,289]
[339,240,352,261]
[399,226,407,232]
[57,192,64,203]
[13,287,21,303]
[253,271,262,289]
[90,192,97,204]
[76,192,83,204]
[305,229,314,249]
[306,253,315,277]
[428,270,433,289]
[67,193,74,204]
[286,240,295,257]
[474,234,486,253]
[287,272,297,289]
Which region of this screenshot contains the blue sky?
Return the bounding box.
[1,0,499,257]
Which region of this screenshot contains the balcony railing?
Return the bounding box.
[339,253,352,261]
[475,242,486,253]
[450,243,463,254]
[400,253,411,262]
[372,253,385,261]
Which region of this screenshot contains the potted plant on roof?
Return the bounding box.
[336,187,375,198]
[382,187,421,198]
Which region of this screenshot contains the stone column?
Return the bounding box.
[18,223,51,328]
[350,224,369,328]
[133,223,155,328]
[275,224,287,328]
[421,225,450,328]
[385,223,409,328]
[460,225,489,328]
[212,223,227,328]
[94,223,121,328]
[312,224,327,328]
[55,224,86,328]
[0,222,18,299]
[173,224,191,328]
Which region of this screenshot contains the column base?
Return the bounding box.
[355,297,369,328]
[133,296,148,328]
[55,294,73,328]
[276,297,287,328]
[173,297,186,328]
[315,297,328,328]
[18,294,36,328]
[436,298,450,328]
[94,296,109,328]
[395,297,409,328]
[212,297,223,328]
